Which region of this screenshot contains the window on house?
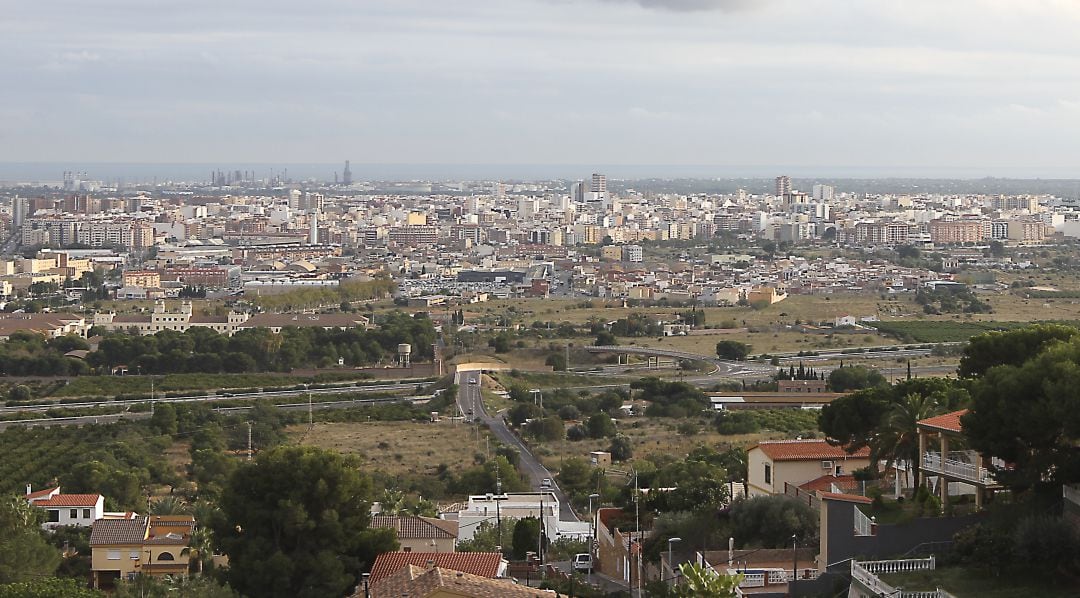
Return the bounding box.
[83,509,91,519]
[107,550,120,560]
[157,552,174,561]
[764,464,772,485]
[47,510,59,523]
[835,465,844,476]
[129,551,140,560]
[70,509,78,519]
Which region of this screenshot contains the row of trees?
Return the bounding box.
[84,311,433,374]
[253,278,396,312]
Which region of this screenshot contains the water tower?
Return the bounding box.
[397,343,412,368]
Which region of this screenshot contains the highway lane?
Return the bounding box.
[454,367,579,522]
[0,394,423,429]
[0,381,425,414]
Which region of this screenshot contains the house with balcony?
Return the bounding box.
[746,439,871,497]
[916,410,1005,510]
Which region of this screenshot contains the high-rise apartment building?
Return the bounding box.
[775,175,791,198]
[591,173,607,195]
[812,184,835,202]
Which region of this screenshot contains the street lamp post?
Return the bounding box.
[790,534,797,597]
[588,493,600,586]
[667,537,682,585]
[362,572,370,598]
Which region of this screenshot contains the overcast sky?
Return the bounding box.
[5,0,1080,177]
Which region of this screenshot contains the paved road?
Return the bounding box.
[586,345,777,378]
[454,368,579,522]
[0,381,423,415]
[0,394,420,429]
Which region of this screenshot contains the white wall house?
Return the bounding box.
[25,485,105,530]
[445,492,579,543]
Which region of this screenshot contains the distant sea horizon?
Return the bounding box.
[1,162,1078,185]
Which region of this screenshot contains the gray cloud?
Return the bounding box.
[604,0,755,11]
[3,0,1080,176]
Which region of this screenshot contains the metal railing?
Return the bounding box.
[728,568,820,588]
[922,452,995,485]
[854,505,876,536]
[851,557,959,598]
[1064,484,1080,507]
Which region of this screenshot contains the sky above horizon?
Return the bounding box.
[5,0,1080,177]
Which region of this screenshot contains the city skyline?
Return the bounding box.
[6,1,1080,175]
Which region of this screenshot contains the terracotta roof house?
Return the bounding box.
[89,515,195,590]
[25,484,104,530]
[916,409,1005,511]
[365,564,562,598]
[367,552,506,585]
[370,515,458,553]
[747,439,872,497]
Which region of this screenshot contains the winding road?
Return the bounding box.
[454,367,579,522]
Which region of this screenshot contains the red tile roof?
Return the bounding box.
[367,565,560,598]
[33,494,102,508]
[368,552,503,585]
[753,439,871,461]
[916,409,968,433]
[370,515,457,540]
[818,491,873,504]
[798,474,857,493]
[25,486,60,501]
[90,517,149,545]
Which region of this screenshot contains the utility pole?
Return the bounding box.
[308,385,313,428]
[635,470,641,598]
[246,422,253,461]
[539,493,545,580]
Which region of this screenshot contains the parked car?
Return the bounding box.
[573,553,592,572]
[540,478,552,489]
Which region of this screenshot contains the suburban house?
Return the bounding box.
[364,565,561,598]
[366,552,507,586]
[445,492,588,543]
[916,409,1005,510]
[89,515,195,589]
[594,507,651,589]
[692,548,818,596]
[24,485,104,530]
[747,439,872,497]
[370,515,458,553]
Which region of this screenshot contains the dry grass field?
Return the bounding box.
[292,420,497,478]
[533,418,787,471]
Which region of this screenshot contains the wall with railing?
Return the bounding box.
[850,557,957,598]
[853,504,876,536]
[921,451,998,485]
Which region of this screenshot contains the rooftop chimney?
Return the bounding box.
[26,483,31,495]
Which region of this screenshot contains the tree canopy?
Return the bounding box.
[216,445,397,598]
[963,336,1080,492]
[958,323,1079,378]
[0,496,60,585]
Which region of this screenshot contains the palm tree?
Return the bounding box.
[185,500,222,574]
[673,562,743,598]
[150,495,190,515]
[871,393,944,489]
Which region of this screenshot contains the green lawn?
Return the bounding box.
[879,566,1077,598]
